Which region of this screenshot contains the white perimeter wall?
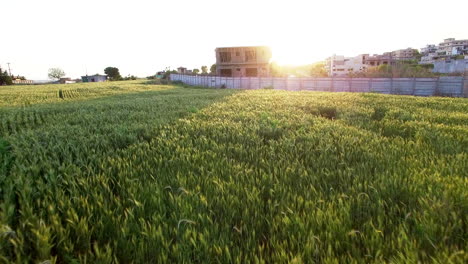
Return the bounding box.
[171,74,468,97]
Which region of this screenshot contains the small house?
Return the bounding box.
[81,74,107,82]
[177,67,188,74]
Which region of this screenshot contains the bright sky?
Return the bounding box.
[1,0,467,80]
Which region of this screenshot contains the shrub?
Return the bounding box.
[122,75,138,81]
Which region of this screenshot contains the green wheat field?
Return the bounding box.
[0,80,467,263]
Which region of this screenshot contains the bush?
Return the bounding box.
[122,75,137,81]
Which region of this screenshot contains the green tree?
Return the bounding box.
[163,70,178,80]
[0,70,13,85]
[104,67,122,81]
[210,64,217,74]
[269,62,285,77]
[201,66,208,74]
[348,62,439,78]
[413,50,423,61]
[193,69,200,75]
[309,62,328,77]
[48,68,65,80]
[123,75,137,80]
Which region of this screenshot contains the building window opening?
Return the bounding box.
[220,69,232,77]
[220,52,231,63]
[246,68,258,77]
[245,50,256,62]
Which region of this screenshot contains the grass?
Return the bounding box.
[0,81,466,263]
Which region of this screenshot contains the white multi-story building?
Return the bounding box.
[438,38,468,56]
[420,38,468,64]
[326,54,369,76]
[420,44,438,64]
[421,44,437,54]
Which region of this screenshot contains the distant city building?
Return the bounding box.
[12,80,33,85]
[364,54,394,67]
[438,38,468,56]
[420,38,468,64]
[176,67,194,75]
[156,71,165,78]
[326,47,419,76]
[421,44,437,54]
[391,48,418,60]
[59,77,72,84]
[81,74,107,82]
[326,54,369,76]
[215,46,272,77]
[420,44,438,64]
[177,67,188,74]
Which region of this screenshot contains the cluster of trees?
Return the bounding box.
[0,70,13,85]
[190,64,216,75]
[0,70,27,86]
[348,61,440,78]
[104,67,138,81]
[270,62,328,77]
[163,70,178,79]
[148,65,217,80]
[46,67,138,82]
[266,60,456,79]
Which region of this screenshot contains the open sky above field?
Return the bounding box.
[1,0,467,79]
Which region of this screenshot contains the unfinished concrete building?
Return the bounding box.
[215,46,272,77]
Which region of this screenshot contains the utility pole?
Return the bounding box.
[7,63,12,77]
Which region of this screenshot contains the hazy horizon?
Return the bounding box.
[1,0,467,80]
